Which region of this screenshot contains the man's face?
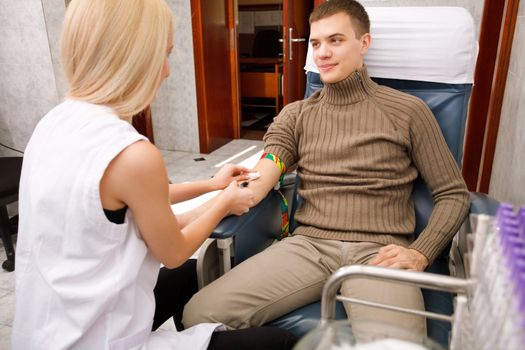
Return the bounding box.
[310,12,370,84]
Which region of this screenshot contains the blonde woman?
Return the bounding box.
[11,0,295,349]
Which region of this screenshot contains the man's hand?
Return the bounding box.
[369,244,429,271]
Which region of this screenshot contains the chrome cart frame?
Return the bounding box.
[320,265,474,350]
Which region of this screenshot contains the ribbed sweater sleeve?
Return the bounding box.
[263,102,300,169]
[405,98,470,262]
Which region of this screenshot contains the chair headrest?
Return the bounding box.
[365,7,477,84]
[305,7,477,84]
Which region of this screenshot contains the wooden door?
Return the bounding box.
[282,0,312,104]
[191,0,240,153]
[192,0,313,151]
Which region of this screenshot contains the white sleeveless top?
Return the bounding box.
[12,100,220,349]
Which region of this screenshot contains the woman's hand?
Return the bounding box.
[220,181,255,216]
[211,164,254,190]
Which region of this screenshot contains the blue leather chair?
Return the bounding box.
[208,74,499,347]
[205,7,500,348]
[273,73,501,345]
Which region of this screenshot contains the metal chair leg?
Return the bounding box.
[0,205,15,272]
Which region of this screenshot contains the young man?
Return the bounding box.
[183,0,469,340]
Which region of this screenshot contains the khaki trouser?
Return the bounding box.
[183,235,426,341]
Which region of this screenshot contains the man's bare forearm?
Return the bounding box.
[247,158,282,206]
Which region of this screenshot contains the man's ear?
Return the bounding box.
[360,33,371,55]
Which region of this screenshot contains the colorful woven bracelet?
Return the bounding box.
[261,152,289,239]
[261,152,286,177]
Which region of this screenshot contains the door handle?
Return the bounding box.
[288,27,306,61]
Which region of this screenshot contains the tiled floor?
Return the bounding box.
[0,139,264,349]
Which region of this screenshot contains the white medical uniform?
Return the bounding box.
[12,99,221,349]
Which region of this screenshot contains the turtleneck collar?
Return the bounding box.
[321,66,378,105]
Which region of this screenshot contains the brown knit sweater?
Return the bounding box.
[264,67,469,263]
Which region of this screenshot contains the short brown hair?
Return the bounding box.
[309,0,370,38]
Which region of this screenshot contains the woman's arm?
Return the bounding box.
[174,159,280,228]
[169,181,215,204]
[100,141,254,268]
[168,164,252,204]
[175,195,220,229]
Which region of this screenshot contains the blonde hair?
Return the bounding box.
[61,0,173,120]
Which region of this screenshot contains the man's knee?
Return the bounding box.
[182,284,246,329]
[182,288,217,328]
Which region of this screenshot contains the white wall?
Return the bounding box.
[0,0,200,156]
[152,0,200,153]
[0,0,60,157]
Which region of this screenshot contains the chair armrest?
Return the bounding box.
[450,192,499,279]
[469,192,499,216]
[211,189,282,240]
[211,179,295,264]
[212,172,297,240]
